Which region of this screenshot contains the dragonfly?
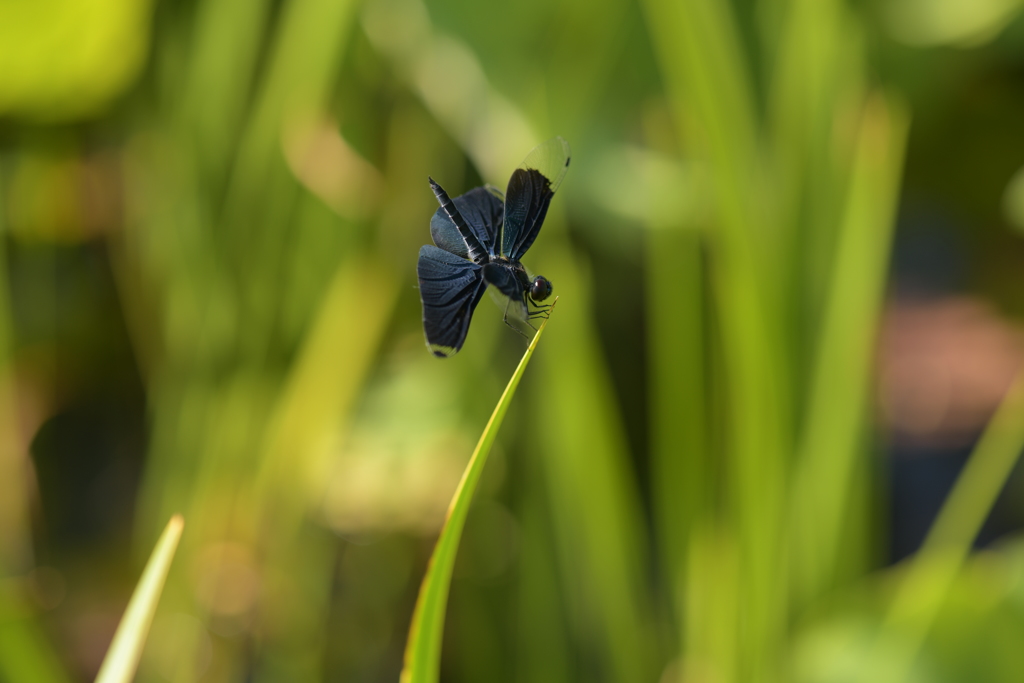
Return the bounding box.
[417,137,570,357]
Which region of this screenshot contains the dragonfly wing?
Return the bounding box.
[430,186,503,258]
[500,137,570,259]
[455,187,503,250]
[417,245,487,357]
[485,183,505,202]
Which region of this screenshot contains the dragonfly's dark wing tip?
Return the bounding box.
[429,344,457,358]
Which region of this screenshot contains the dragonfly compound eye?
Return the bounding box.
[530,276,552,302]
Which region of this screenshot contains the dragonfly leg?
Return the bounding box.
[526,299,552,322]
[503,299,532,340]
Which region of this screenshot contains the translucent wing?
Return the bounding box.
[484,184,505,202]
[500,137,571,259]
[417,245,488,357]
[429,185,503,260]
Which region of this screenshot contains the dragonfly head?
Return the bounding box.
[530,276,553,302]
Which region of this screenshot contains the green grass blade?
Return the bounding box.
[94,515,184,683]
[791,92,909,606]
[859,368,1024,683]
[648,226,706,600]
[401,305,557,683]
[530,242,659,683]
[642,2,790,678]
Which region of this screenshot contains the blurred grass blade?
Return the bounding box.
[642,1,790,678]
[791,92,908,605]
[401,304,556,683]
[533,248,658,683]
[861,368,1024,683]
[884,0,1024,47]
[640,0,758,203]
[254,252,399,528]
[648,220,705,600]
[95,515,184,683]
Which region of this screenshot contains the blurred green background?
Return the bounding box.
[4,0,1024,681]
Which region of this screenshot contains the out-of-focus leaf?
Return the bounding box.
[642,1,792,679]
[859,370,1024,683]
[884,0,1024,47]
[588,145,704,227]
[360,0,537,179]
[532,244,659,683]
[1002,164,1024,234]
[791,92,909,606]
[0,0,153,120]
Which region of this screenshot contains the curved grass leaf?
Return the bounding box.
[400,302,556,683]
[859,368,1024,683]
[94,515,184,683]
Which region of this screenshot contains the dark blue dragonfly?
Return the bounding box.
[417,137,570,357]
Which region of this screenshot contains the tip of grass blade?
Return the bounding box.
[529,296,557,350]
[401,301,557,683]
[94,515,184,683]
